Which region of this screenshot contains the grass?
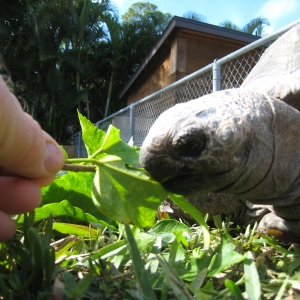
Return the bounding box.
[1,212,300,299]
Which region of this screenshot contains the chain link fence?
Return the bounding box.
[74,20,300,157]
[221,48,265,90]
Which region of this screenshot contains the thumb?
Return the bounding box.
[0,77,65,181]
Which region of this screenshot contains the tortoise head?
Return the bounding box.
[140,89,274,197]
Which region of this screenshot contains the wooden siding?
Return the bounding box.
[125,34,249,105]
[126,51,173,105]
[186,37,243,74]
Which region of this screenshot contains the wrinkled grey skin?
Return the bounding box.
[140,23,300,241]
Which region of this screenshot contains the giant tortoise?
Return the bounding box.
[140,23,300,241]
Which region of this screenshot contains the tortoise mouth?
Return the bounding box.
[162,174,203,195]
[161,168,235,196]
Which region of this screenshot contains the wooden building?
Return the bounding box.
[119,16,261,105]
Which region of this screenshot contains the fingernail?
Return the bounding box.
[44,142,65,172]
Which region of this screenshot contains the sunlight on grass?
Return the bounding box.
[1,210,300,299]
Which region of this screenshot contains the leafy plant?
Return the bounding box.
[0,214,56,299]
[63,111,210,239]
[2,112,300,299]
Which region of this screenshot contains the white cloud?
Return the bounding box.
[257,0,299,34]
[258,0,298,22]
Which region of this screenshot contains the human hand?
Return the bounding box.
[0,77,65,241]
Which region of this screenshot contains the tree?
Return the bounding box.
[97,2,174,117]
[100,13,124,117]
[0,0,174,143]
[122,2,172,35]
[220,17,270,36]
[182,11,206,22]
[48,0,117,119]
[120,2,173,76]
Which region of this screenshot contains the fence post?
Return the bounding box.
[77,131,82,158]
[130,104,135,143]
[213,59,221,92]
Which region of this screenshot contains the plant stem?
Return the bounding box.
[63,158,100,172]
[65,158,99,165]
[63,164,96,172]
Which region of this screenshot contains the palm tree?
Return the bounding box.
[100,13,124,117]
[182,11,206,22]
[56,0,117,119]
[0,0,177,141]
[220,17,270,36]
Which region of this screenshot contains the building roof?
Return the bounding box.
[119,16,261,99]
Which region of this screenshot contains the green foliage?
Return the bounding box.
[0,0,173,142]
[182,11,206,22]
[244,251,261,300]
[220,17,270,36]
[0,214,56,299]
[17,199,103,225]
[42,171,104,219]
[2,114,300,299]
[76,110,168,227]
[92,161,167,227]
[3,213,300,299]
[169,193,210,246]
[124,224,157,300]
[78,112,106,156]
[122,2,172,35]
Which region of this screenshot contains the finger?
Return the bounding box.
[0,167,57,188]
[0,211,16,242]
[0,177,41,214]
[32,173,57,187]
[0,78,65,179]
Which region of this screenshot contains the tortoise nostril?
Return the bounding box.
[172,129,206,156]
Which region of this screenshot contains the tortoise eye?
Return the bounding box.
[172,129,206,156]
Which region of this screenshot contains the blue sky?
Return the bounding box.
[112,0,300,34]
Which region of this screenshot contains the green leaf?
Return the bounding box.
[208,235,244,277]
[178,253,212,281]
[99,125,140,165]
[55,236,79,262]
[53,222,99,238]
[92,161,168,228]
[131,220,192,253]
[190,268,208,290]
[148,219,192,235]
[274,276,290,300]
[90,240,127,260]
[168,193,210,247]
[17,201,112,235]
[169,231,186,266]
[187,283,212,300]
[44,247,55,288]
[225,279,244,300]
[41,172,104,220]
[18,200,105,226]
[244,251,261,300]
[26,227,44,267]
[134,231,174,253]
[78,110,106,157]
[40,214,54,248]
[213,214,223,229]
[8,274,22,291]
[60,145,69,159]
[124,225,157,300]
[72,262,94,297]
[157,255,194,300]
[63,272,77,296]
[287,257,300,274]
[0,275,10,298]
[79,111,139,164]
